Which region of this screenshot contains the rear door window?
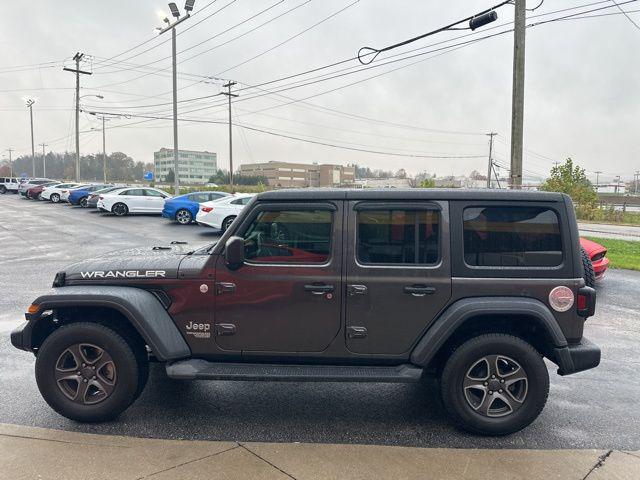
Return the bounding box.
[121,189,145,196]
[357,209,440,265]
[463,206,562,267]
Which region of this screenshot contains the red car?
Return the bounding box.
[26,182,57,200]
[580,237,609,284]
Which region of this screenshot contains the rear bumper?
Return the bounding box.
[555,337,601,376]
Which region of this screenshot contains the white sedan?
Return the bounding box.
[196,193,255,231]
[41,183,81,203]
[97,187,172,216]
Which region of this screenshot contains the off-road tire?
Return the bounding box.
[0,185,6,194]
[50,193,61,203]
[581,246,596,288]
[35,322,141,422]
[440,333,549,436]
[175,208,193,225]
[222,215,236,232]
[112,202,129,216]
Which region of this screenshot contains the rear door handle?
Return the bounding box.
[403,285,436,297]
[347,284,367,296]
[304,284,334,295]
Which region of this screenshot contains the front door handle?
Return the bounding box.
[304,284,334,295]
[403,285,436,297]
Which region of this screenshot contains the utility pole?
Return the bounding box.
[634,170,639,195]
[39,143,48,177]
[63,53,92,182]
[26,99,36,177]
[486,132,497,188]
[614,175,621,194]
[102,116,107,183]
[6,149,13,178]
[158,2,195,195]
[509,0,526,189]
[594,170,602,193]
[222,81,238,189]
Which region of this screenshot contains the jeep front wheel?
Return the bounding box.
[35,323,141,422]
[440,333,549,435]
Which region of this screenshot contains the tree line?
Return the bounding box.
[1,152,153,182]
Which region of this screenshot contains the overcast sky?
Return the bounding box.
[1,0,639,183]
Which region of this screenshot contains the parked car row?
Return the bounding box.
[4,177,257,233]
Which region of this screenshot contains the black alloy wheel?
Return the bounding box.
[440,333,549,435]
[222,216,236,232]
[112,202,129,216]
[35,323,143,422]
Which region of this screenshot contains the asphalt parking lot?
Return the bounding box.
[0,193,639,450]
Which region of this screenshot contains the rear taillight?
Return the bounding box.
[591,252,606,262]
[577,286,596,318]
[99,195,104,200]
[201,206,213,213]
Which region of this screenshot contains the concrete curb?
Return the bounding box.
[1,423,638,479]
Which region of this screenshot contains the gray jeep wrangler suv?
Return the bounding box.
[11,189,599,435]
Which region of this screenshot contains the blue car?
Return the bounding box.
[68,184,112,207]
[162,191,230,224]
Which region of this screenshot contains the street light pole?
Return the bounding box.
[594,171,602,193]
[158,1,196,195]
[26,99,36,177]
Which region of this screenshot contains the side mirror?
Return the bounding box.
[224,236,245,270]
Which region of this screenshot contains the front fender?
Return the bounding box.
[13,286,190,361]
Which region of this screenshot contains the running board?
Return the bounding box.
[166,360,423,383]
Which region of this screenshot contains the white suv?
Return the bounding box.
[0,177,20,194]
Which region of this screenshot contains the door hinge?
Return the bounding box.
[214,323,236,336]
[347,326,368,339]
[215,282,236,294]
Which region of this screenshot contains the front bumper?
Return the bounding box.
[593,257,609,279]
[555,337,601,375]
[11,321,34,352]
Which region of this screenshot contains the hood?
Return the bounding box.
[579,237,607,256]
[62,243,198,283]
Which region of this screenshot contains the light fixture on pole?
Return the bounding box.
[157,0,196,195]
[88,109,120,184]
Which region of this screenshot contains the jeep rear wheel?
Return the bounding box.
[440,333,549,435]
[35,323,141,422]
[0,185,6,194]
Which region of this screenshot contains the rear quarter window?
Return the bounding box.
[463,206,562,267]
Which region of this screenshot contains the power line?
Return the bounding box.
[610,0,640,30]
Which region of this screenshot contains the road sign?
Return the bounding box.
[143,171,154,181]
